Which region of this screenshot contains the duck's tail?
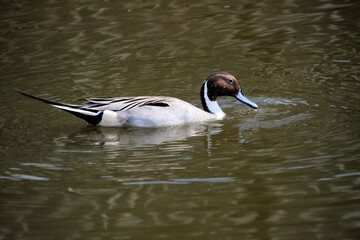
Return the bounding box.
[16,89,103,125]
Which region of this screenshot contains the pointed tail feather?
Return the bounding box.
[16,89,103,125]
[16,89,72,107]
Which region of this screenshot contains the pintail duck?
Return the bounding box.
[16,72,258,127]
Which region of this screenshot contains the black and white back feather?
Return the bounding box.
[16,90,170,125]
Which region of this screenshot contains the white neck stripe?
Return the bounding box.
[203,81,225,119]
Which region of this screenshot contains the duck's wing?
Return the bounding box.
[84,96,170,111]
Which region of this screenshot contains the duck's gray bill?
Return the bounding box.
[235,90,258,109]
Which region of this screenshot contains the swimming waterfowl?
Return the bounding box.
[16,72,258,127]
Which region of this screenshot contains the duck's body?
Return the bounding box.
[93,96,219,127]
[17,72,258,127]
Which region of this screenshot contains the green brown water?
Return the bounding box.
[1,1,360,239]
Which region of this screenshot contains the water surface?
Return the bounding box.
[1,1,360,239]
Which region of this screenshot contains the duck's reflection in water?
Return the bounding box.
[99,124,208,147]
[54,123,215,150]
